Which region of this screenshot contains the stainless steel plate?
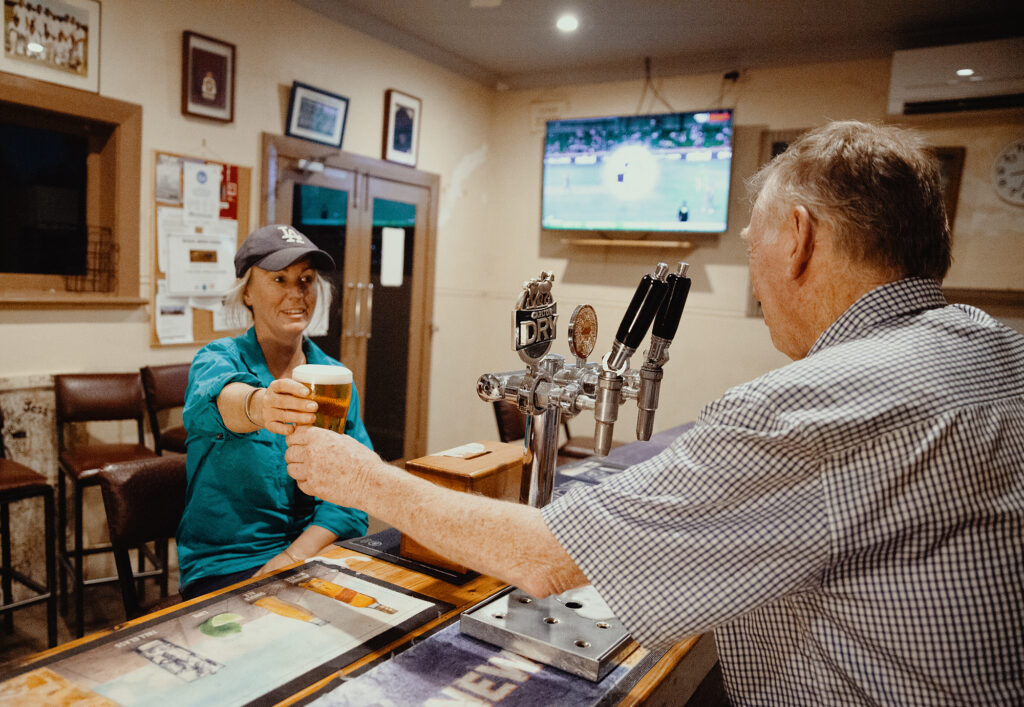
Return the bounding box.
[459,585,634,682]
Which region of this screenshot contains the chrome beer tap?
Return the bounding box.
[594,263,669,455]
[637,262,691,440]
[477,264,685,507]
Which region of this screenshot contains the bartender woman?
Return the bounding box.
[176,224,371,600]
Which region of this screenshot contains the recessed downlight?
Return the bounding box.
[956,68,974,77]
[556,13,579,32]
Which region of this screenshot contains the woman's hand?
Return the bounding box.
[253,378,318,435]
[218,380,317,435]
[251,551,298,578]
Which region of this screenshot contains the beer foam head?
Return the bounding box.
[292,364,352,385]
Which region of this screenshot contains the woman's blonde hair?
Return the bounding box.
[220,267,334,332]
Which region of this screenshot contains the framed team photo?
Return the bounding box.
[1,0,101,92]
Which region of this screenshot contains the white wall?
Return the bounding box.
[1,4,1021,456]
[426,59,1024,452]
[0,0,494,438]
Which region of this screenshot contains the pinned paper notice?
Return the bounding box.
[166,232,236,296]
[155,281,194,344]
[183,162,223,225]
[380,227,405,287]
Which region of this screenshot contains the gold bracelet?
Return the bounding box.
[283,547,301,563]
[243,387,261,427]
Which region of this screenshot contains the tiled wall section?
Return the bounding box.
[0,375,116,601]
[1,376,56,600]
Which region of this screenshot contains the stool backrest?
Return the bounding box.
[97,455,187,618]
[140,364,190,453]
[53,373,148,449]
[492,400,573,446]
[493,400,526,442]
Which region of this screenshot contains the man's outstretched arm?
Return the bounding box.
[285,425,588,597]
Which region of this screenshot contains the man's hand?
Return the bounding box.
[285,425,384,506]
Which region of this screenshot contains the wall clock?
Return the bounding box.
[991,138,1024,206]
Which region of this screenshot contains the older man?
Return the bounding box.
[285,121,1024,705]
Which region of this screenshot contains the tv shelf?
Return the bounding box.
[562,238,696,250]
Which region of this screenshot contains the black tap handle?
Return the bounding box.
[652,272,691,341]
[615,273,668,350]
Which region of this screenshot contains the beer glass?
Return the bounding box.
[291,364,352,433]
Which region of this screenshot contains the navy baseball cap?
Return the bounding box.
[234,224,335,278]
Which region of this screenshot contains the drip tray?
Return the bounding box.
[459,585,634,682]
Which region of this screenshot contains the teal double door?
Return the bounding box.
[265,135,438,462]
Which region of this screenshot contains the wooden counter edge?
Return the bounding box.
[618,634,702,706]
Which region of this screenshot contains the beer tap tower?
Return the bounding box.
[462,262,691,680]
[475,261,691,508]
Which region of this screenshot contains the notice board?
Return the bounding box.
[150,150,251,347]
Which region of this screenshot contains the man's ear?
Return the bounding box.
[787,205,815,280]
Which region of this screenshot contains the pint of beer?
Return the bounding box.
[291,364,352,433]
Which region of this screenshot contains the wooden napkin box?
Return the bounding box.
[399,440,529,572]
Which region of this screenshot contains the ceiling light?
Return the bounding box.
[556,14,579,32]
[956,68,974,77]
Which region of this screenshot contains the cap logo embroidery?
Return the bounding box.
[278,226,305,244]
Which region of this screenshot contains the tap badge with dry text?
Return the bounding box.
[513,272,558,365]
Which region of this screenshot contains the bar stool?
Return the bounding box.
[492,400,620,466]
[140,364,190,455]
[0,408,57,648]
[54,372,159,637]
[97,456,186,620]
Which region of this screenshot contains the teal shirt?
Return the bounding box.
[176,328,370,589]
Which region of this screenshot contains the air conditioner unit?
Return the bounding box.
[888,37,1024,115]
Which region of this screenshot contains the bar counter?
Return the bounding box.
[1,426,714,705]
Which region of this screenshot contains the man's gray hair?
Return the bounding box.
[747,121,951,281]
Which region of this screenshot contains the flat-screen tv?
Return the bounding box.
[542,109,734,233]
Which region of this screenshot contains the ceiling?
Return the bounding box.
[294,0,1022,90]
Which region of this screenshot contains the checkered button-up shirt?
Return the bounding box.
[543,278,1024,705]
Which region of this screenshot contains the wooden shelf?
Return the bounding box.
[0,294,147,308]
[562,238,695,249]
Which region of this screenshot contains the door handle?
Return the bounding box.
[344,282,356,336]
[363,283,374,339]
[353,282,364,337]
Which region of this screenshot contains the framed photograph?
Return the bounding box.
[285,81,349,147]
[933,146,966,227]
[181,31,235,122]
[1,0,101,92]
[383,89,421,166]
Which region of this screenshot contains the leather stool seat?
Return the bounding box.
[0,458,51,496]
[59,444,157,481]
[1,412,57,648]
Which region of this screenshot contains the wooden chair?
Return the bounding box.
[54,372,159,637]
[140,364,190,455]
[0,408,57,647]
[97,455,186,620]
